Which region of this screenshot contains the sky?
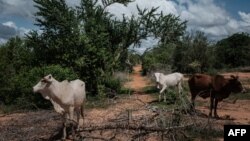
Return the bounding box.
[0,0,250,52]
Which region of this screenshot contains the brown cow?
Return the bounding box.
[188,74,245,118]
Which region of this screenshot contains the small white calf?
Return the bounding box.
[33,74,86,139]
[154,72,184,102]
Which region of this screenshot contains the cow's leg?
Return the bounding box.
[163,90,167,102]
[76,106,84,130]
[214,99,219,118]
[178,82,183,95]
[62,113,69,140]
[69,106,74,120]
[76,108,80,130]
[190,93,196,111]
[159,85,167,102]
[209,97,214,117]
[160,85,167,102]
[158,93,162,102]
[68,106,75,139]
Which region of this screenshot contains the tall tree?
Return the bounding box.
[29,0,81,67]
[0,37,34,104]
[172,31,212,73]
[27,0,187,95]
[215,32,250,68]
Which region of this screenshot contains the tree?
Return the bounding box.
[28,0,187,95]
[29,0,81,67]
[215,32,250,68]
[142,43,176,75]
[172,31,213,73]
[0,37,35,105]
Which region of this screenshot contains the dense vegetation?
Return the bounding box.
[142,31,250,75]
[0,0,249,111]
[0,0,185,110]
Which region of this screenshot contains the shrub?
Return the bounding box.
[2,65,78,110]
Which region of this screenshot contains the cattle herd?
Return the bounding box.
[32,72,245,139]
[154,72,245,117]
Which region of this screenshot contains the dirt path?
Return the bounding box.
[124,65,152,92]
[85,65,155,124]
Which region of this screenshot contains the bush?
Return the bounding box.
[2,65,79,111]
[103,76,121,92]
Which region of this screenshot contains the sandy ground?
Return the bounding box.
[0,65,250,141]
[124,65,153,92]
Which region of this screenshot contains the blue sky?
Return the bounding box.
[0,0,250,50]
[215,0,250,20]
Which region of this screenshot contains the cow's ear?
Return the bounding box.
[230,75,239,80]
[230,75,236,79]
[43,74,53,83]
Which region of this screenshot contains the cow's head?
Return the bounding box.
[229,75,246,93]
[33,74,54,93]
[154,72,161,89]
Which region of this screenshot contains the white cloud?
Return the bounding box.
[2,21,17,29]
[239,11,250,23]
[130,37,160,54]
[127,0,178,16]
[106,3,132,20]
[0,38,7,44]
[65,0,81,8]
[0,0,36,19]
[238,11,250,33]
[178,0,229,27]
[174,0,250,40]
[0,21,31,44]
[106,0,178,20]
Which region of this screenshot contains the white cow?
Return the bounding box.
[154,72,184,102]
[33,74,86,139]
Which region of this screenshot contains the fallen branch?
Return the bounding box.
[81,135,110,141]
[79,123,194,132]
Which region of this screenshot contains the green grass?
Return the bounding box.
[119,87,134,95]
[85,95,114,109]
[142,86,159,94]
[85,88,135,109]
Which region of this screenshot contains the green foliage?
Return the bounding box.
[0,0,186,111]
[142,43,178,75]
[1,64,78,110]
[142,31,250,74]
[0,37,34,105]
[28,0,187,95]
[30,0,81,67]
[142,31,219,74]
[102,76,122,92]
[215,32,250,68]
[168,31,213,73]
